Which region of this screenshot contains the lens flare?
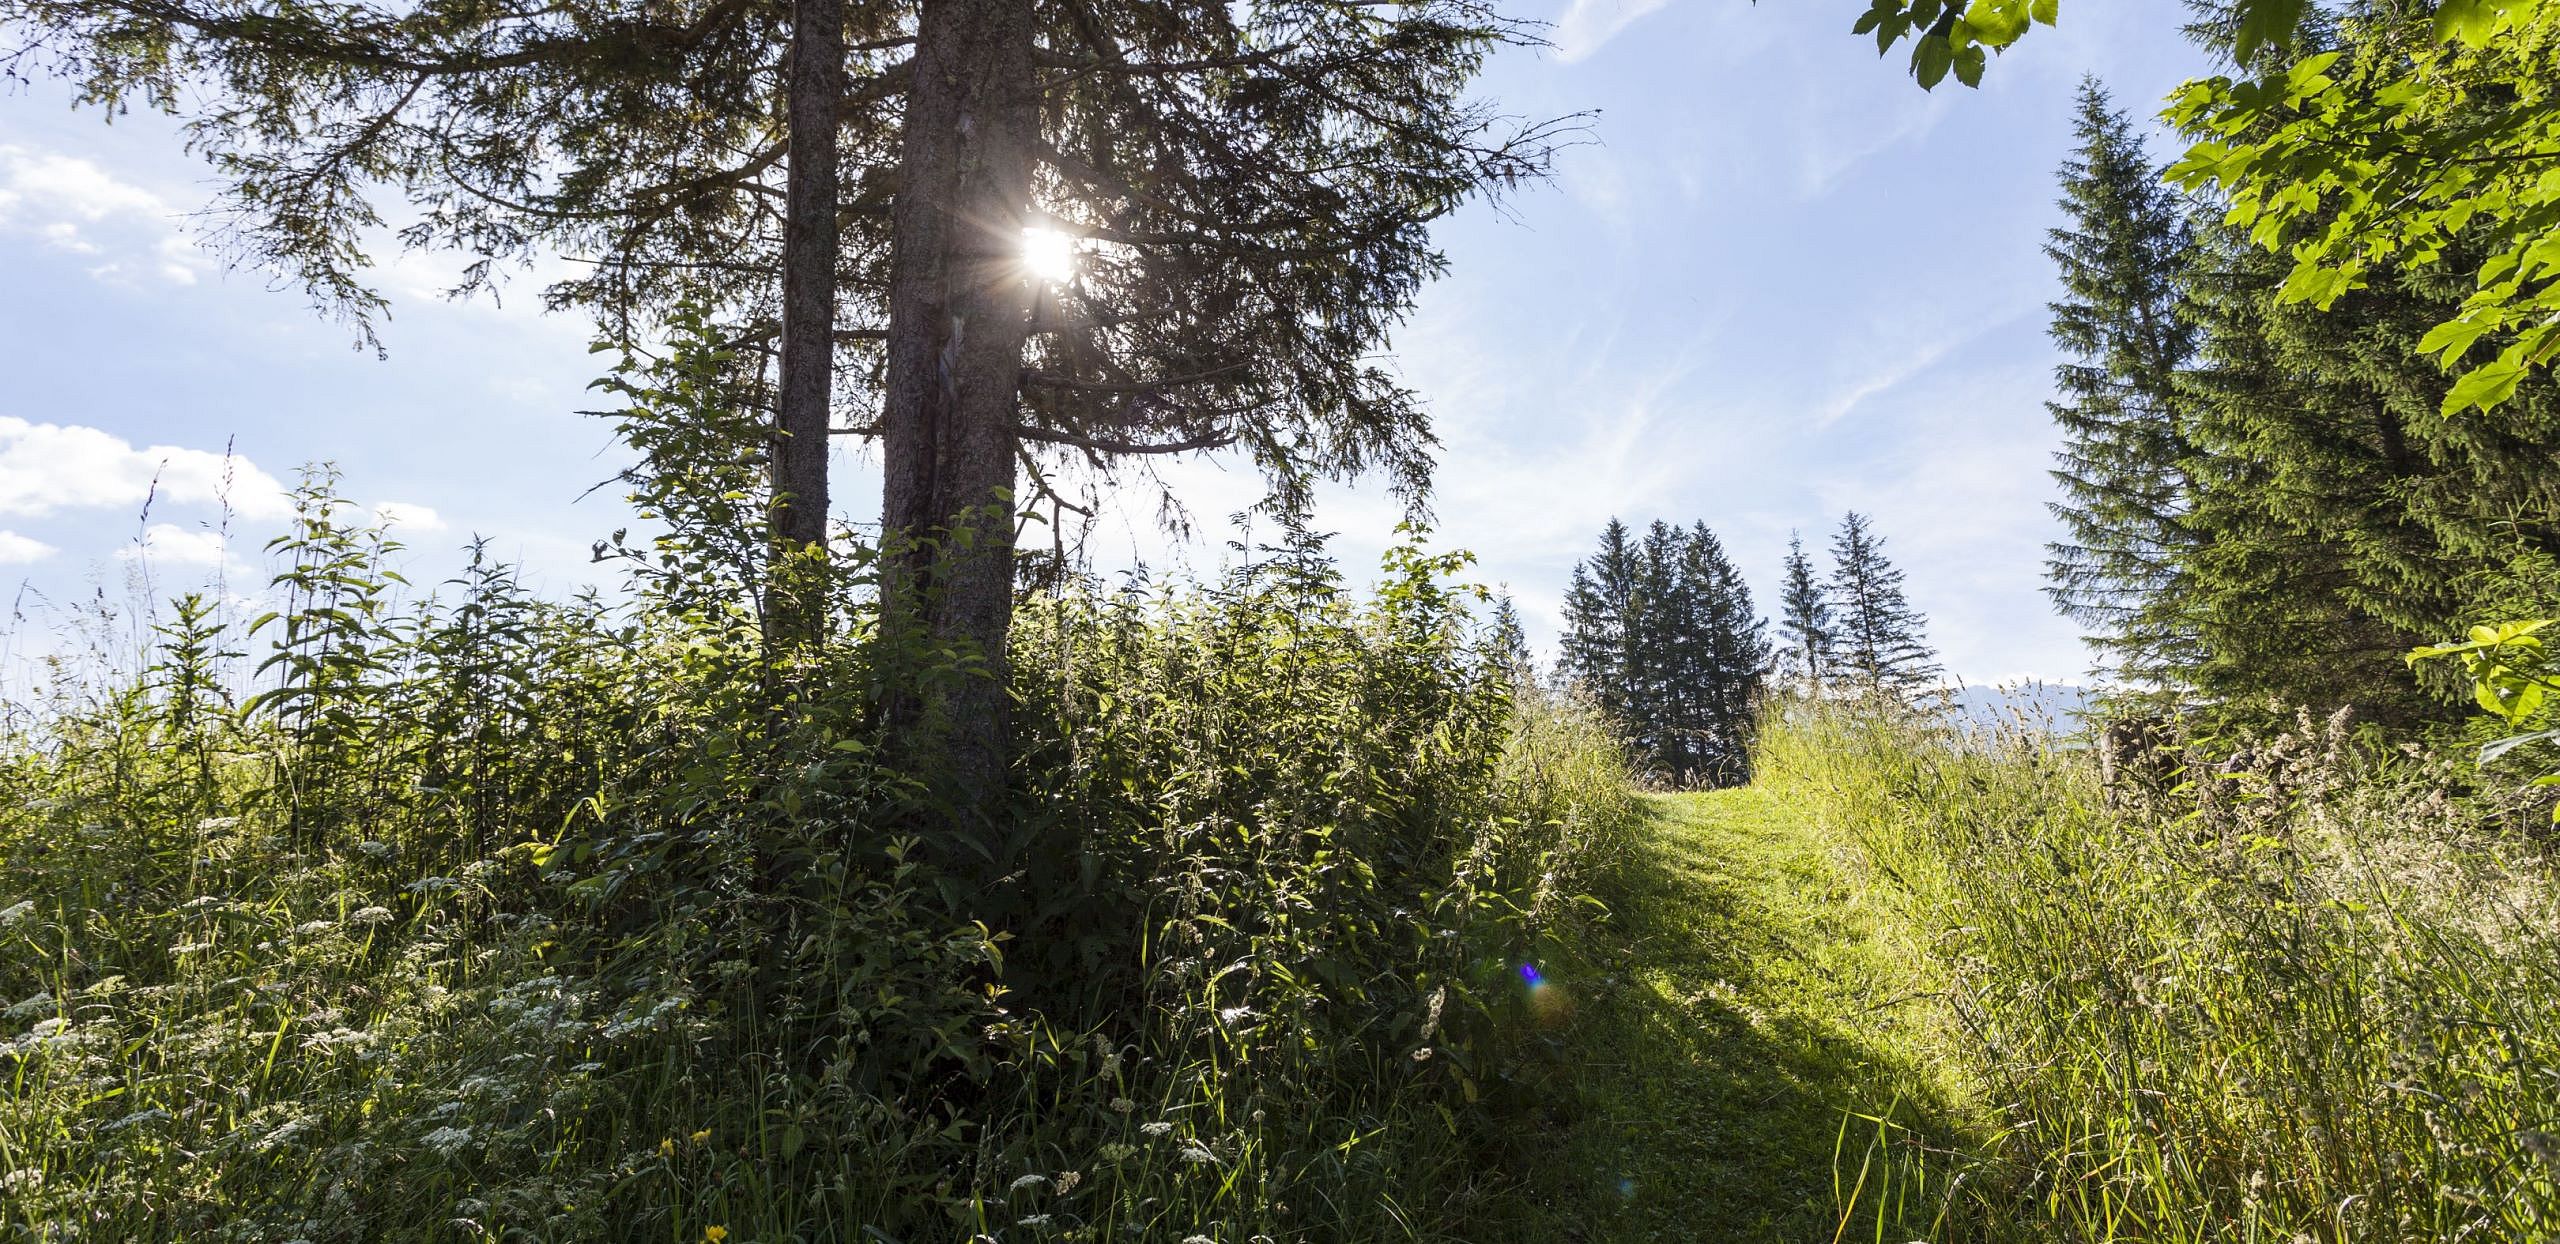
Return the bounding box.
[1021,226,1075,284]
[1519,961,1571,1025]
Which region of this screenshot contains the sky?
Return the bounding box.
[0,0,2212,687]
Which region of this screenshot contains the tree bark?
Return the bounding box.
[769,0,845,644]
[879,0,1038,819]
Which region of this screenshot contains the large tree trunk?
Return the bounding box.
[879,0,1037,819]
[768,0,845,645]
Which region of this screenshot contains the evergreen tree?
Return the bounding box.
[1632,519,1691,770]
[2043,81,2202,696]
[1686,523,1770,785]
[2174,217,2560,729]
[1559,519,1643,730]
[1826,512,1941,697]
[2,0,1568,808]
[1775,531,1833,692]
[1560,518,1767,787]
[1487,590,1533,685]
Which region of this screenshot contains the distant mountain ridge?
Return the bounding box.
[1942,681,2096,732]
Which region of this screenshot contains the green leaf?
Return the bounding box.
[2434,0,2496,47]
[2443,352,2531,415]
[1952,43,1986,88]
[1912,35,1954,89]
[2417,316,2495,365]
[2233,0,2307,63]
[2479,729,2560,764]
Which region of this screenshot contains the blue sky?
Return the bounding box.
[0,0,2206,686]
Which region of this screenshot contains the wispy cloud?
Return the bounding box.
[371,501,448,532]
[1810,335,1965,430]
[1551,0,1674,63]
[117,522,232,568]
[0,143,209,285]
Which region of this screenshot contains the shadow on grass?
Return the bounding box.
[1469,791,1984,1243]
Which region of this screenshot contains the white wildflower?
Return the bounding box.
[196,816,241,832]
[349,906,394,926]
[1008,1173,1050,1194]
[4,993,52,1021]
[420,1126,473,1154]
[0,901,33,928]
[1138,1121,1173,1137]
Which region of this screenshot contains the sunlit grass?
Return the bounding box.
[1761,697,2560,1240]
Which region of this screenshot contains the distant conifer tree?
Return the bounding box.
[1827,512,1941,697]
[1775,531,1834,693]
[1562,518,1768,786]
[1488,590,1534,684]
[1559,518,1643,729]
[1685,523,1770,784]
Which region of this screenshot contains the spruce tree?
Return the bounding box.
[2,0,1568,808]
[1775,532,1834,693]
[1686,523,1770,785]
[1488,590,1534,685]
[1827,512,1941,697]
[1559,519,1643,731]
[2043,80,2202,696]
[1561,518,1768,787]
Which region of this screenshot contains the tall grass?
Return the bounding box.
[0,470,1635,1241]
[1762,698,2560,1241]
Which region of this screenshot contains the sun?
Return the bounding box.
[1021,225,1076,284]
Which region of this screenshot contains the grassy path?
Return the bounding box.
[1487,788,1977,1242]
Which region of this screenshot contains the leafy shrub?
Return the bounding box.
[0,479,1626,1241]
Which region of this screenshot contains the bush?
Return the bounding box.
[1759,699,2560,1241]
[0,482,1628,1242]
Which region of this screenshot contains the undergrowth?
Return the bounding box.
[1761,697,2560,1241]
[0,438,1635,1241]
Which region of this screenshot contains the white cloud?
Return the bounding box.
[0,530,54,564]
[1552,0,1674,63]
[1811,335,1963,429]
[117,522,231,567]
[372,501,447,531]
[0,145,171,222]
[0,144,208,285]
[0,417,293,521]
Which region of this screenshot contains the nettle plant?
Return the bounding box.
[2410,618,2560,817]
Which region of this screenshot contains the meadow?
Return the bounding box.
[10,482,2555,1241]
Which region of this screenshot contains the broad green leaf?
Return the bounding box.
[2443,352,2530,415]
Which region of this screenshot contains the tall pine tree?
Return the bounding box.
[1559,519,1643,730]
[1487,590,1534,685]
[1775,531,1834,693]
[1686,523,1770,785]
[1827,512,1941,697]
[2043,81,2202,697]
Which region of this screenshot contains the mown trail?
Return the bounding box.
[1490,789,1980,1242]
